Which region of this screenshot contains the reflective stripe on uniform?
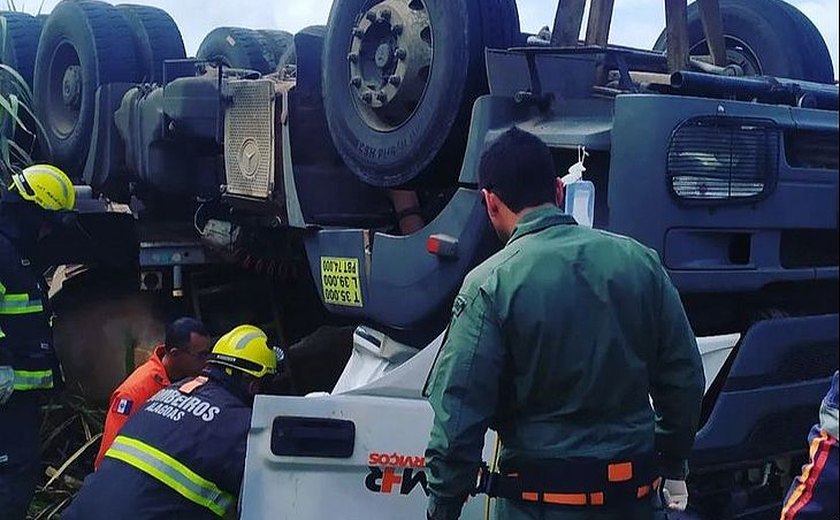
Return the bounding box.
[105,435,235,517]
[13,369,54,390]
[0,281,7,336]
[0,293,44,315]
[782,430,836,519]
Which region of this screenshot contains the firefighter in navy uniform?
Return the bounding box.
[64,325,277,519]
[0,165,76,520]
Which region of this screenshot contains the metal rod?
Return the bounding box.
[697,0,727,67]
[670,71,840,110]
[551,0,587,46]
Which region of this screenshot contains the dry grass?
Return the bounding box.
[28,388,105,520]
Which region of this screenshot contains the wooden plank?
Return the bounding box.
[585,0,615,46]
[697,0,727,66]
[665,0,690,73]
[551,0,588,47]
[629,71,672,86]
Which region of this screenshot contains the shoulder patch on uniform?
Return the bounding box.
[113,397,133,416]
[179,375,208,395]
[453,295,467,317]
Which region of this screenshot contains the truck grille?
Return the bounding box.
[224,79,275,199]
[668,117,780,202]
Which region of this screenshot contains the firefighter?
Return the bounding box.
[425,128,706,520]
[94,317,212,470]
[0,164,76,519]
[64,324,277,519]
[781,370,838,519]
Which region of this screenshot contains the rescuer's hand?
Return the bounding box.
[0,365,14,405]
[662,479,689,511]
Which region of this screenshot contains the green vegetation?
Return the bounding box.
[1,18,99,518]
[0,15,52,185]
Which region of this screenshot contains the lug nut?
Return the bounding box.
[348,53,359,63]
[366,11,377,22]
[376,92,388,102]
[389,75,402,86]
[392,24,403,36]
[362,92,373,103]
[350,77,362,87]
[394,48,407,60]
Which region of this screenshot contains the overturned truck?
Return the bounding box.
[2,0,838,517]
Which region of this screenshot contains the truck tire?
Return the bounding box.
[0,11,43,87]
[117,4,186,84]
[34,0,140,179]
[653,0,835,83]
[197,27,275,74]
[323,0,520,187]
[256,29,295,70]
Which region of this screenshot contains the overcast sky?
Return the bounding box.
[16,0,839,76]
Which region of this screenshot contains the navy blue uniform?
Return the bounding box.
[0,226,61,520]
[781,371,839,519]
[65,368,252,519]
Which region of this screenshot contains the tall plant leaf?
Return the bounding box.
[0,63,34,103]
[0,92,30,133]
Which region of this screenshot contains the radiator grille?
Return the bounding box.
[668,117,779,202]
[224,79,275,199]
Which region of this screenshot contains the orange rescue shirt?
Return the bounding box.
[94,345,170,469]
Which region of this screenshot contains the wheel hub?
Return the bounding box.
[48,42,83,139]
[62,65,83,110]
[691,36,762,77]
[725,47,759,76]
[348,0,433,131]
[374,43,393,68]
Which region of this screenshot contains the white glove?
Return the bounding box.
[662,479,689,512]
[0,366,14,405]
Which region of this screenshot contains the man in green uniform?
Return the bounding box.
[425,128,705,520]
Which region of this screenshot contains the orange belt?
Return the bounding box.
[518,476,662,507]
[476,456,660,507]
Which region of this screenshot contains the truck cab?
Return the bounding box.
[5,0,837,517]
[236,41,839,520]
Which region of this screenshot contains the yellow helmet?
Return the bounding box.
[10,164,75,211]
[208,325,276,379]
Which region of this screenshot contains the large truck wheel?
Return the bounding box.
[0,11,43,88]
[257,29,296,71]
[34,0,140,179]
[654,0,835,83]
[117,4,186,84]
[322,0,520,188]
[196,27,275,74]
[0,12,43,142]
